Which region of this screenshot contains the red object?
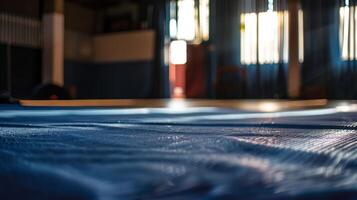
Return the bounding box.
[185,45,206,98]
[170,64,186,98]
[169,44,207,99]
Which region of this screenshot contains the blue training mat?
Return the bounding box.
[0,105,356,200]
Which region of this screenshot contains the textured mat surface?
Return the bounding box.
[0,105,356,200]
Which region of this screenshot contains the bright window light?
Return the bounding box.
[241,11,289,64]
[170,0,210,43]
[298,10,304,63]
[241,10,304,65]
[170,40,187,65]
[258,11,281,64]
[170,19,177,38]
[268,0,274,12]
[339,5,357,60]
[177,0,196,41]
[199,0,210,41]
[241,13,258,64]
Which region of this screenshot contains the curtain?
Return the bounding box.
[213,0,288,99]
[301,0,337,98]
[213,0,357,99]
[0,44,7,92]
[148,0,171,98]
[333,0,357,98]
[302,0,357,99]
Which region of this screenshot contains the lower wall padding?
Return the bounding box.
[64,60,154,99]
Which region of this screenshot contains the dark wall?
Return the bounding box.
[0,44,42,98]
[0,0,42,98]
[64,61,154,99]
[64,0,170,99]
[10,46,42,98]
[0,0,41,18]
[0,44,8,92]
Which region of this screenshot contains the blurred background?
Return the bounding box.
[0,0,356,100]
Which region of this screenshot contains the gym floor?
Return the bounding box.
[0,100,356,199]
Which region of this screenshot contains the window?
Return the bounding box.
[199,0,210,41]
[240,8,304,65]
[241,11,289,65]
[340,1,357,60]
[240,13,258,65]
[170,40,187,65]
[170,0,210,43]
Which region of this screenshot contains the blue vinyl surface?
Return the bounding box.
[0,105,356,200]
